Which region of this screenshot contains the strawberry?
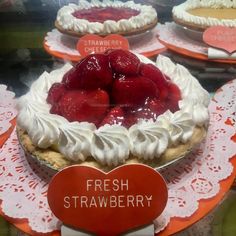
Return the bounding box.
[123,113,138,128]
[147,98,168,116]
[63,54,113,90]
[58,89,109,126]
[126,98,167,123]
[140,63,181,112]
[139,63,169,100]
[46,83,67,105]
[112,75,158,108]
[100,106,125,126]
[108,49,140,75]
[113,73,126,80]
[166,82,181,112]
[129,106,154,121]
[62,67,81,89]
[50,103,61,115]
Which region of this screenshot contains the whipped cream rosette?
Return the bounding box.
[55,0,158,36]
[17,50,210,172]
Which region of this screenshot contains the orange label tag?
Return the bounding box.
[47,164,168,236]
[203,26,236,53]
[77,34,129,56]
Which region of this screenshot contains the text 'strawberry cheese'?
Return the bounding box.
[17,50,210,171]
[55,0,158,36]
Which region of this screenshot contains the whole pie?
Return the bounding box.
[55,0,158,37]
[173,0,236,31]
[17,50,210,172]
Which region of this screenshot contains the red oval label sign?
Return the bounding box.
[47,164,168,236]
[77,34,129,57]
[203,26,236,53]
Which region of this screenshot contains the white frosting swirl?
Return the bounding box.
[157,110,194,144]
[56,0,157,34]
[17,100,67,148]
[173,0,236,28]
[17,55,210,166]
[129,120,169,160]
[179,100,209,126]
[171,64,210,107]
[58,122,96,161]
[91,125,130,166]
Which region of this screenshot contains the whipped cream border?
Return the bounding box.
[17,55,210,167]
[56,0,157,34]
[173,0,236,28]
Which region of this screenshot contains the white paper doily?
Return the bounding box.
[0,80,236,234]
[157,22,208,55]
[0,85,17,136]
[44,28,165,58]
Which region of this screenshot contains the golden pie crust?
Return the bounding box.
[174,8,236,31]
[17,126,207,173]
[55,18,158,37]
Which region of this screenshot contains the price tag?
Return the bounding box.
[76,34,129,57]
[203,26,236,53]
[47,164,168,236]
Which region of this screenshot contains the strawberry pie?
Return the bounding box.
[17,50,210,171]
[55,0,158,37]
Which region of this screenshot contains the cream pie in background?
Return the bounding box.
[17,50,210,173]
[173,0,236,31]
[55,0,158,37]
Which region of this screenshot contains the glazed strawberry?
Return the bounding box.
[100,106,125,126]
[58,89,109,125]
[112,75,158,108]
[128,106,154,121]
[166,82,181,112]
[63,54,113,90]
[62,67,81,89]
[139,63,169,100]
[46,83,67,105]
[123,113,138,128]
[108,49,140,75]
[50,103,61,115]
[127,98,167,123]
[147,98,167,116]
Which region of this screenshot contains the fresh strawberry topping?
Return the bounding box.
[147,98,167,117]
[62,67,80,89]
[58,89,109,126]
[100,106,125,126]
[47,50,182,128]
[128,106,154,122]
[72,7,139,23]
[112,75,158,108]
[166,82,181,112]
[46,83,67,105]
[126,98,167,124]
[50,103,61,115]
[108,49,140,75]
[123,113,138,128]
[64,54,113,90]
[139,63,169,100]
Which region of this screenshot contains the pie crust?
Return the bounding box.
[17,126,207,173]
[55,18,158,37]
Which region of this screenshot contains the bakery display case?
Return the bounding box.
[0,1,236,236]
